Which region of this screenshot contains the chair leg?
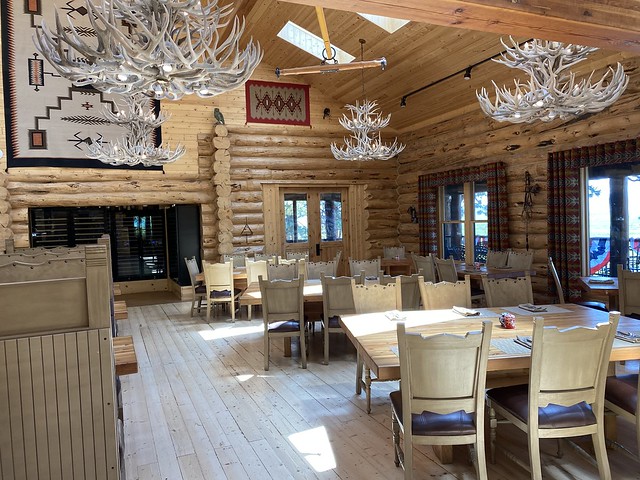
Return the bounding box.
[391,409,401,467]
[247,305,252,320]
[528,431,543,480]
[264,331,270,371]
[474,437,488,480]
[231,300,235,322]
[323,327,329,365]
[190,299,196,317]
[489,406,497,464]
[365,367,372,414]
[592,430,612,480]
[206,299,211,319]
[300,330,307,369]
[356,350,363,394]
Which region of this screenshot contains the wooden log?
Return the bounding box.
[214,125,228,137]
[10,191,213,207]
[213,137,231,150]
[7,180,210,195]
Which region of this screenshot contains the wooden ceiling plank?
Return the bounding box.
[279,0,640,53]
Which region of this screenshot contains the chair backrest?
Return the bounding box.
[286,251,309,260]
[617,264,640,316]
[548,256,565,304]
[396,274,422,311]
[203,261,234,293]
[434,256,458,283]
[184,256,201,287]
[482,274,534,307]
[254,253,277,264]
[528,313,619,424]
[306,260,337,280]
[486,249,509,268]
[397,320,492,419]
[506,250,533,270]
[267,262,298,280]
[321,274,357,319]
[411,253,437,283]
[349,257,381,279]
[259,275,305,324]
[351,279,400,314]
[221,253,246,268]
[383,246,405,259]
[246,259,269,284]
[419,276,472,309]
[334,250,342,265]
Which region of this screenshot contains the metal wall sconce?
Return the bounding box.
[522,171,541,250]
[408,206,419,223]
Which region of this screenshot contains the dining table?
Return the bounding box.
[456,263,537,280]
[339,303,640,463]
[579,276,619,311]
[380,257,413,276]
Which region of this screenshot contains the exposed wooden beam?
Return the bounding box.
[279,0,640,54]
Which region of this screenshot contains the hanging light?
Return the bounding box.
[86,94,185,167]
[33,0,262,101]
[331,39,404,161]
[477,37,628,123]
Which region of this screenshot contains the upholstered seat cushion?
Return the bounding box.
[390,390,476,436]
[576,300,608,312]
[195,284,207,294]
[209,288,243,298]
[606,374,639,415]
[326,315,341,328]
[487,384,597,428]
[268,320,301,333]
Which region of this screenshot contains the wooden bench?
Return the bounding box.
[114,300,128,320]
[113,335,138,376]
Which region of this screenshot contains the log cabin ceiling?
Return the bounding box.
[229,0,639,133]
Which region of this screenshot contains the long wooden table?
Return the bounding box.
[340,304,640,462]
[579,276,619,310]
[456,263,536,280]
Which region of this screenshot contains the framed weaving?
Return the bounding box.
[245,80,310,126]
[1,0,160,169]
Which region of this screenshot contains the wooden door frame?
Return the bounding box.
[262,181,367,261]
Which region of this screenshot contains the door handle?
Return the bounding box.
[316,243,321,256]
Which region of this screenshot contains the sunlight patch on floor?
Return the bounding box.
[198,325,263,340]
[288,426,337,472]
[236,374,254,382]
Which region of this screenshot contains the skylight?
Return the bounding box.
[277,21,355,64]
[358,13,409,34]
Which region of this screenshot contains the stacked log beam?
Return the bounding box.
[0,172,11,245]
[212,125,233,257]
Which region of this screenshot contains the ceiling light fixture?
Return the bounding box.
[464,66,472,80]
[34,0,262,101]
[477,37,628,123]
[275,58,386,77]
[331,39,404,161]
[87,94,186,167]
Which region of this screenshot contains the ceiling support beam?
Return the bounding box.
[280,0,640,54]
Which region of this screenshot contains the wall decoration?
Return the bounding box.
[245,80,310,126]
[1,0,158,169]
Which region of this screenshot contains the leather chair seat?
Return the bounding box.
[390,390,476,436]
[268,320,301,333]
[576,300,608,312]
[605,374,639,415]
[327,315,341,328]
[210,288,243,298]
[194,284,207,294]
[487,384,597,428]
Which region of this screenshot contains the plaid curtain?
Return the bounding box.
[548,138,640,300]
[418,162,509,255]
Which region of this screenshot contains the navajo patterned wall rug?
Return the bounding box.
[1,0,158,169]
[245,80,310,126]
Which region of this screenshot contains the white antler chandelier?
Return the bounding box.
[331,100,405,161]
[34,0,262,100]
[87,94,185,167]
[477,37,628,123]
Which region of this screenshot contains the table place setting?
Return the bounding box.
[588,278,615,284]
[502,304,571,316]
[384,310,407,321]
[452,306,480,316]
[615,330,640,343]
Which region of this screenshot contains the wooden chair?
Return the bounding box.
[506,250,534,270]
[203,261,242,321]
[349,257,382,279]
[419,276,472,310]
[384,246,406,259]
[391,320,492,479]
[245,260,268,319]
[617,264,640,318]
[184,256,206,317]
[434,256,458,283]
[267,262,298,280]
[221,253,246,268]
[320,274,357,365]
[286,251,309,261]
[411,253,437,283]
[482,274,533,308]
[604,363,640,458]
[549,257,607,310]
[395,274,422,311]
[351,279,401,413]
[486,313,619,479]
[259,275,307,371]
[254,253,277,264]
[486,249,509,268]
[306,260,337,280]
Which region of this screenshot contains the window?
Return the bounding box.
[284,193,308,243]
[320,193,342,241]
[358,13,409,33]
[440,181,488,263]
[584,163,640,276]
[277,22,354,63]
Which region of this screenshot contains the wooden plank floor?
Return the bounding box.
[119,300,640,479]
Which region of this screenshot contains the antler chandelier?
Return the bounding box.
[331,40,404,161]
[87,94,186,167]
[34,0,262,101]
[477,37,628,123]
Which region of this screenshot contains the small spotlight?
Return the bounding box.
[464,66,472,80]
[400,96,407,107]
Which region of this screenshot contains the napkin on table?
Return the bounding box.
[452,306,480,316]
[518,303,547,312]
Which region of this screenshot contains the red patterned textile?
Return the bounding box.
[418,162,509,255]
[548,139,640,300]
[245,80,310,126]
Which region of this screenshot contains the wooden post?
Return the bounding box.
[213,125,233,256]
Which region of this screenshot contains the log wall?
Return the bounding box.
[396,56,640,299]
